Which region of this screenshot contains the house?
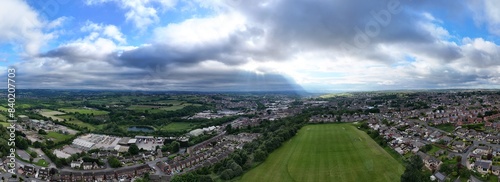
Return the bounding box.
[150,174,171,182]
[474,160,492,174]
[417,152,442,170]
[433,172,446,182]
[83,162,94,170]
[435,149,446,157]
[94,171,107,181]
[474,146,489,155]
[71,160,84,168]
[38,167,49,179]
[136,164,151,175]
[440,136,453,144]
[24,165,35,175]
[492,165,500,176]
[156,162,169,173]
[451,141,466,152]
[116,167,135,179]
[83,172,93,182]
[73,172,83,182]
[60,171,72,182]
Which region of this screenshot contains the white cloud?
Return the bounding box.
[81,21,126,44]
[0,0,49,55]
[469,1,500,35]
[20,0,500,91]
[85,0,178,30]
[153,13,245,46]
[46,16,69,30]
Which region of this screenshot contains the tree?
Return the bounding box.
[254,149,267,162]
[225,124,233,134]
[143,172,150,181]
[420,144,433,153]
[198,175,213,182]
[220,169,234,180]
[128,144,140,155]
[108,156,122,168]
[33,141,43,148]
[16,137,29,150]
[170,141,180,153]
[401,155,429,182]
[49,168,57,175]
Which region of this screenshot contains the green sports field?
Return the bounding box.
[240,124,404,182]
[160,122,199,132]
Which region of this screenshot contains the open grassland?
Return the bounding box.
[0,114,7,122]
[0,122,10,127]
[160,122,199,132]
[319,93,354,98]
[39,109,65,121]
[45,131,73,143]
[240,124,404,182]
[60,108,109,115]
[0,106,7,112]
[58,114,97,131]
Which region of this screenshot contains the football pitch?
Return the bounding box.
[240,123,404,182]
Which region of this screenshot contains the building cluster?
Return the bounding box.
[56,164,151,182]
[184,110,244,120]
[310,91,500,181]
[55,134,166,159]
[157,133,260,175]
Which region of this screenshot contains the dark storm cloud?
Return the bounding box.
[115,42,231,68]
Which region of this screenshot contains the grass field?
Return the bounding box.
[0,114,7,122]
[240,124,404,182]
[0,122,10,127]
[60,108,109,115]
[434,123,455,133]
[58,114,97,131]
[0,106,7,112]
[127,101,201,113]
[34,159,49,167]
[45,131,73,143]
[160,122,199,132]
[39,109,65,121]
[319,93,354,98]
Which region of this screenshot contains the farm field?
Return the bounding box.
[58,114,97,131]
[240,124,404,182]
[39,109,65,121]
[127,102,201,113]
[160,122,199,132]
[60,108,109,115]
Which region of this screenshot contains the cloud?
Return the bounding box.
[41,21,131,63]
[15,0,500,91]
[81,21,126,44]
[0,0,49,55]
[85,0,177,30]
[469,1,500,35]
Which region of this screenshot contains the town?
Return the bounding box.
[0,90,499,182]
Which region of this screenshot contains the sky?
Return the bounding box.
[1,0,500,92]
